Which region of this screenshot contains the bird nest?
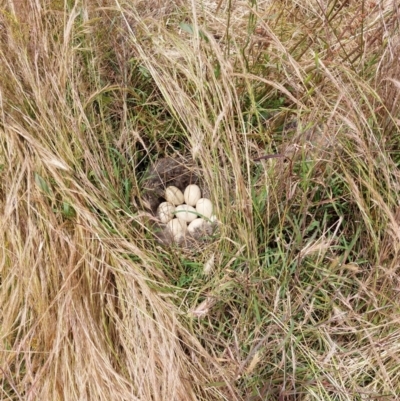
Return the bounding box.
[141,157,217,248]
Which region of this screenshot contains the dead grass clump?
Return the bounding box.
[123,0,400,398]
[0,2,235,401]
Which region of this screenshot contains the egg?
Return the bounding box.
[184,184,201,206]
[157,202,175,224]
[165,186,184,206]
[196,198,213,219]
[187,218,206,234]
[175,204,198,223]
[167,218,187,242]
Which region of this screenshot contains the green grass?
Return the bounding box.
[1,0,400,400]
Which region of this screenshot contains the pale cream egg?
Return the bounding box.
[175,204,198,223]
[165,186,184,206]
[184,184,201,206]
[157,202,175,224]
[196,198,213,219]
[167,218,187,242]
[187,218,206,234]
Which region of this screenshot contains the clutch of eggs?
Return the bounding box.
[157,184,216,243]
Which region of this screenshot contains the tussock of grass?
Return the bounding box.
[1,0,400,400]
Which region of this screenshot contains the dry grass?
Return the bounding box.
[1,0,400,400]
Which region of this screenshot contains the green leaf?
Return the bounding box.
[179,22,209,42]
[179,22,194,35]
[34,173,52,195]
[62,202,75,217]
